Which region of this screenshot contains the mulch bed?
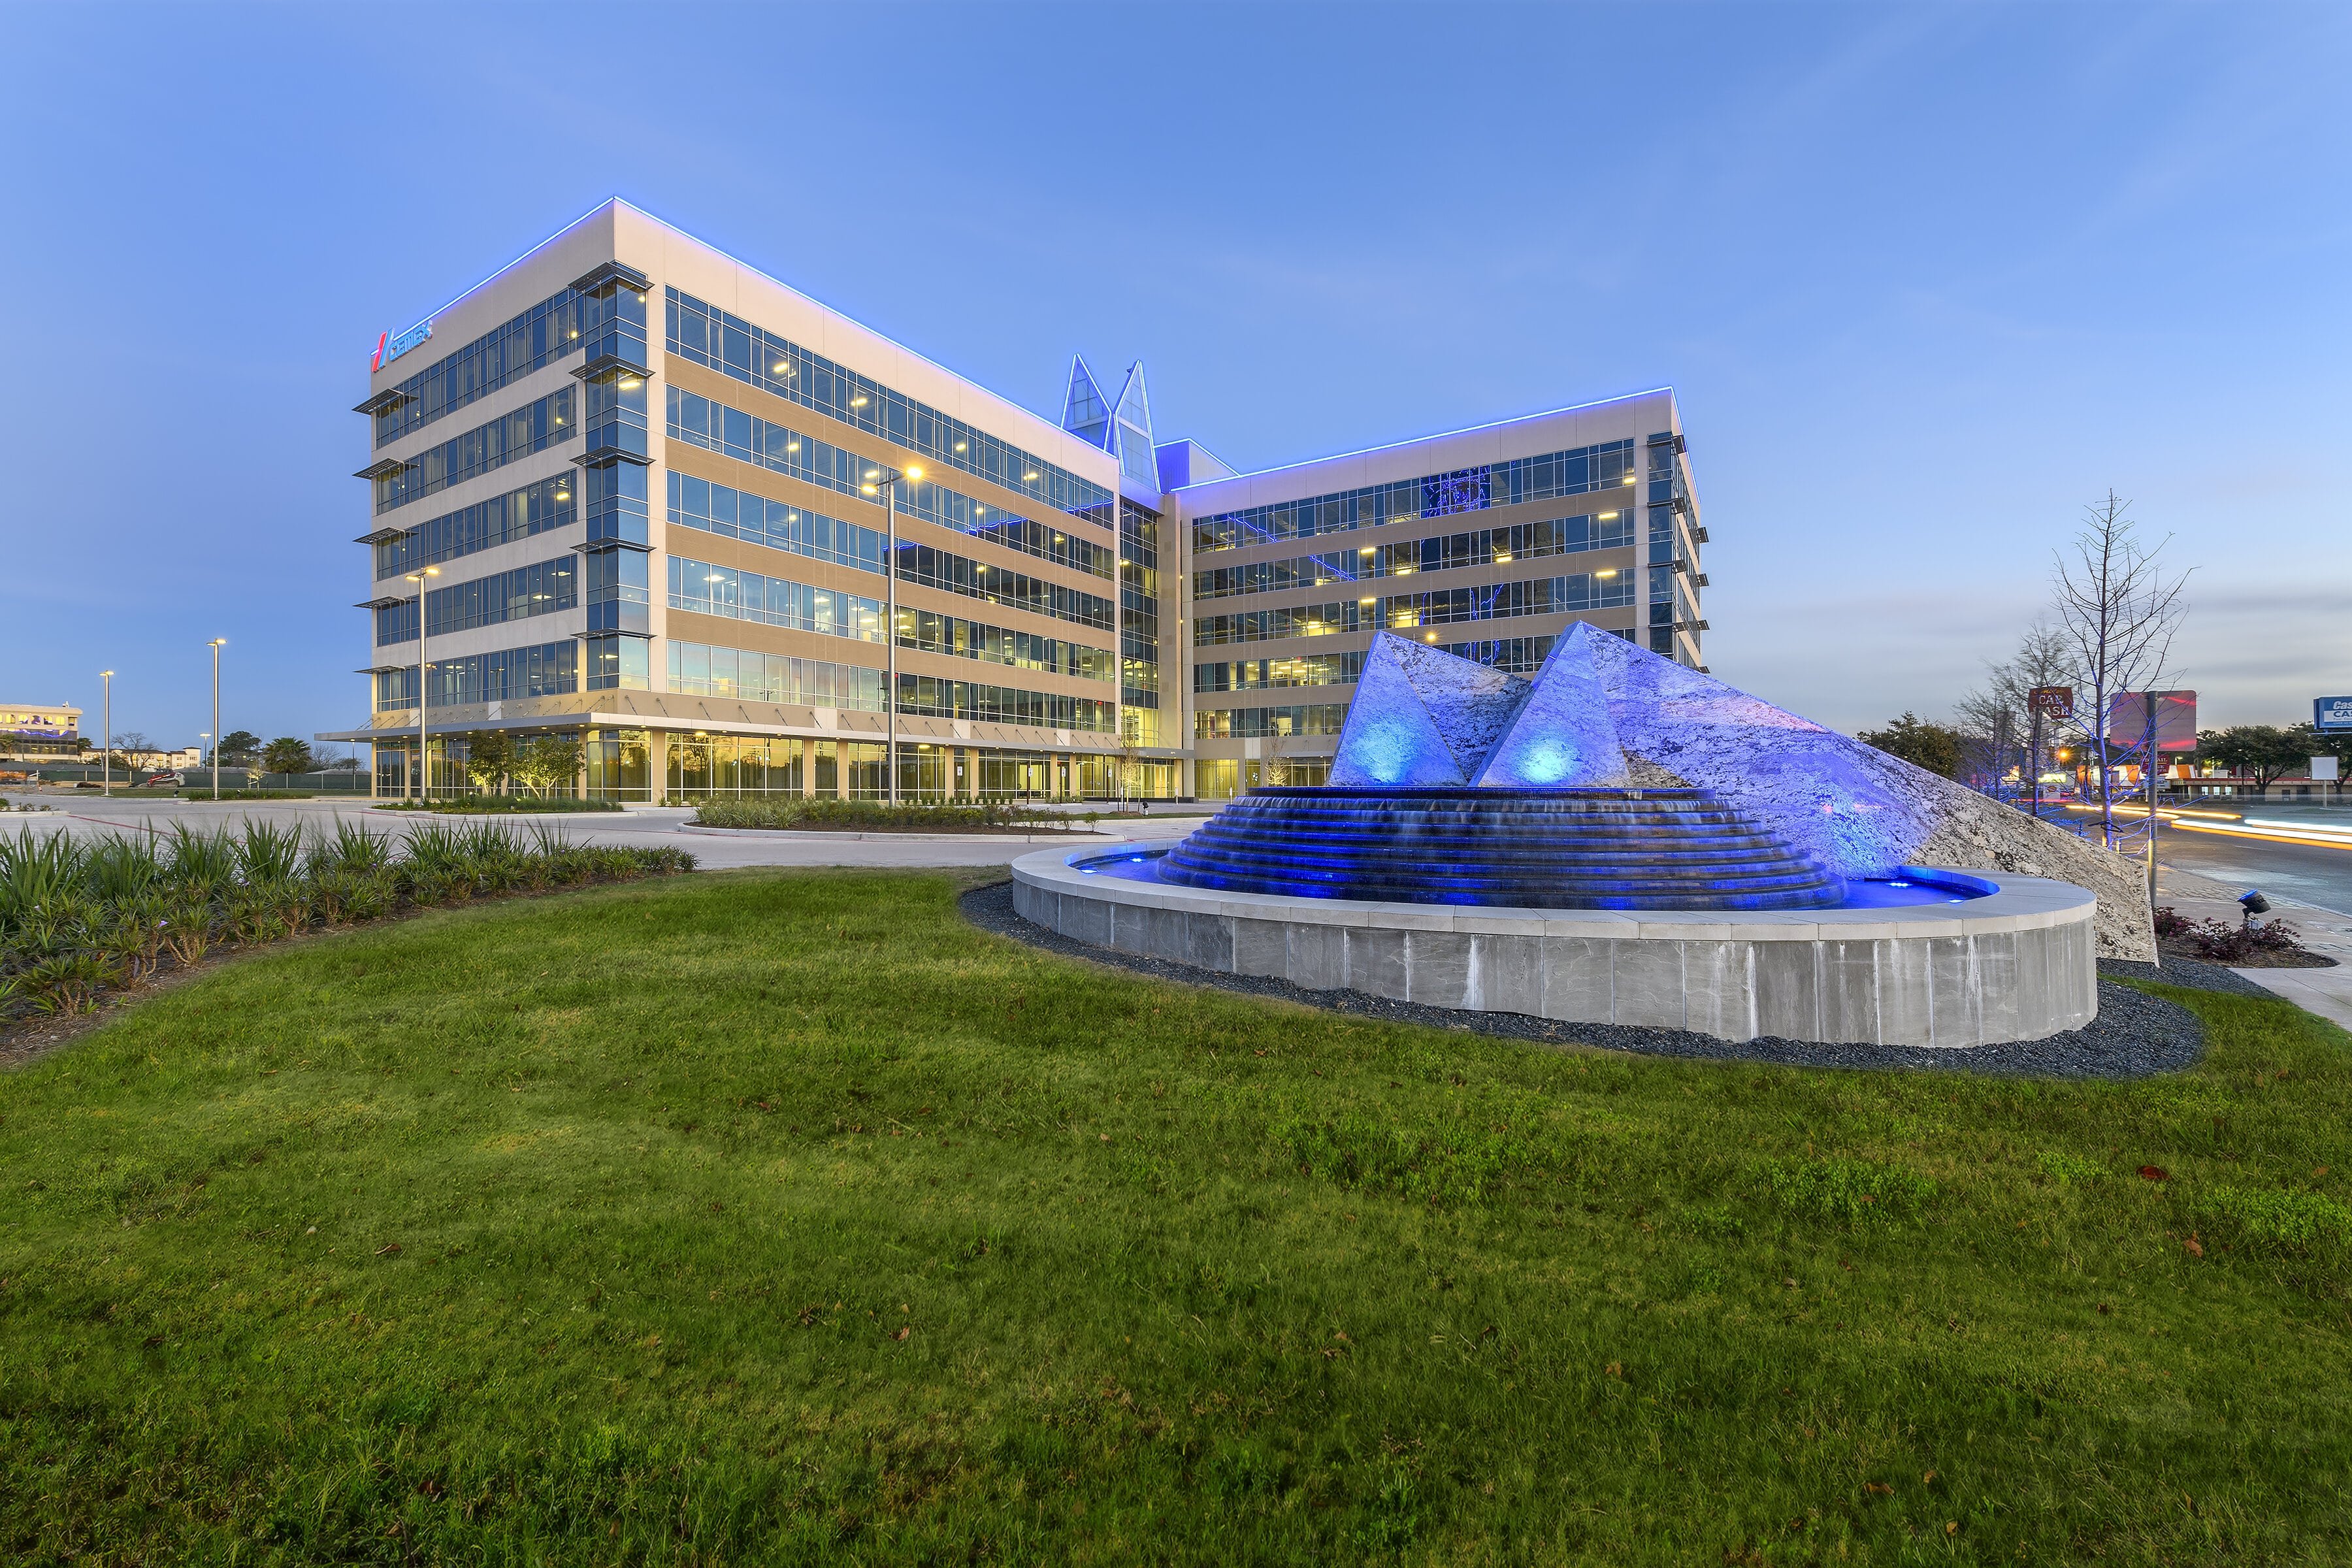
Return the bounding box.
[2157,936,2337,969]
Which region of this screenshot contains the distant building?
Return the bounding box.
[0,703,82,760]
[327,200,1704,802]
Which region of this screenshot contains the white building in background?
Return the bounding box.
[325,200,1703,802]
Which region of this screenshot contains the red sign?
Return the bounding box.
[2027,686,2072,719]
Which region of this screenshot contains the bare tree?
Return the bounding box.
[2048,493,2190,851]
[1955,623,2072,796]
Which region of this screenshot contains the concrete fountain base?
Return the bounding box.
[1010,847,2100,1049]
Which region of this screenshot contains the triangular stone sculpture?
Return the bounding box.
[1329,634,1529,786]
[1473,626,1630,789]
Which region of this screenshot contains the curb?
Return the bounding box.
[679,825,1114,843]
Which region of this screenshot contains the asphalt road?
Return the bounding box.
[2155,824,2352,915]
[14,789,2349,914]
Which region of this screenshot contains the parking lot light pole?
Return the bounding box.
[207,640,227,800]
[100,670,114,796]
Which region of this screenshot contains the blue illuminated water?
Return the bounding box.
[1077,847,1991,907]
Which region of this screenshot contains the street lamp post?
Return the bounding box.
[207,639,227,800]
[99,670,114,797]
[860,463,922,807]
[406,568,440,802]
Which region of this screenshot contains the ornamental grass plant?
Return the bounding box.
[0,821,693,1023]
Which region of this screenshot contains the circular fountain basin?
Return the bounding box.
[1010,843,2099,1049]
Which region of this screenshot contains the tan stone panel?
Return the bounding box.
[891,582,1115,653]
[663,608,887,670]
[892,645,1114,705]
[665,359,1116,551]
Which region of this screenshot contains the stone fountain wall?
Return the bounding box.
[1576,629,2155,962]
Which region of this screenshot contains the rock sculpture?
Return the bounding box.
[1326,625,2154,958]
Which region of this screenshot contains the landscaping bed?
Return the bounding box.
[374,798,623,814]
[691,797,1094,833]
[0,820,693,1047]
[175,789,328,800]
[1,867,2348,1563]
[2156,904,2339,968]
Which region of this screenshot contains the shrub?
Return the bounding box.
[231,823,306,887]
[0,819,693,1027]
[375,798,620,813]
[176,789,318,800]
[692,797,1069,832]
[21,952,118,1015]
[2185,919,2311,963]
[2153,903,2313,961]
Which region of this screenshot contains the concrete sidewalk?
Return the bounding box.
[2158,862,2352,1032]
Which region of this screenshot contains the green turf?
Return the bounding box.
[2,869,2348,1565]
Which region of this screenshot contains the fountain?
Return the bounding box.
[1013,627,2138,1048]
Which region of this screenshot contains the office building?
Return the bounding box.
[1,703,83,762]
[328,201,1703,801]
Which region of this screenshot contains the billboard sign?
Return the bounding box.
[2104,690,2198,752]
[2027,685,2073,719]
[2315,696,2352,732]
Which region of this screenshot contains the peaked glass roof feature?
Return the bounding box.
[1112,362,1158,492]
[1062,356,1111,450]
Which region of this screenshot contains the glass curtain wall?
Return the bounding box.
[585,729,650,801]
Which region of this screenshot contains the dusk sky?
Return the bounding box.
[4,1,2346,751]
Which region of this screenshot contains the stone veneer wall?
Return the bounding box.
[1573,628,2156,962]
[1011,853,2103,1049]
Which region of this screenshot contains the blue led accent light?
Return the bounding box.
[1177,623,2011,914]
[1158,787,1847,911]
[1329,633,1529,787]
[1474,629,1630,790]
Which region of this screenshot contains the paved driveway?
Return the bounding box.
[0,793,1204,870]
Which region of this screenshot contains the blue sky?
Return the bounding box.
[3,1,2345,751]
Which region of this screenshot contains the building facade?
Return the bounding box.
[328,201,1701,801]
[1,704,83,761]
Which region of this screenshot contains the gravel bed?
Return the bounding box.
[2100,956,2281,999]
[960,881,2223,1080]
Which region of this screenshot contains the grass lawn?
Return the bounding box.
[3,869,2349,1565]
